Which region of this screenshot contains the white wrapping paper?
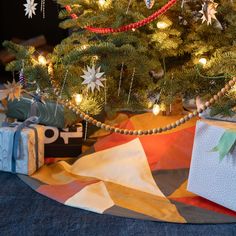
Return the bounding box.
[0,124,44,175]
[188,119,236,211]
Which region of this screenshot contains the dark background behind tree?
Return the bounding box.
[0,0,67,82]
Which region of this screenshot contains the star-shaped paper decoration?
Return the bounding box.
[81,65,106,92]
[24,0,38,18]
[199,0,218,25]
[1,80,23,101]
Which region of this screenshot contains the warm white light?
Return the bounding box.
[82,45,88,50]
[156,21,169,29]
[99,0,106,6]
[152,104,160,116]
[93,55,99,60]
[132,28,136,32]
[38,55,47,66]
[199,58,207,65]
[74,93,83,105]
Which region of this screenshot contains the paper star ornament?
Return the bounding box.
[81,65,106,92]
[199,0,218,25]
[0,80,23,101]
[24,0,38,18]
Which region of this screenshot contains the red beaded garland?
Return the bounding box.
[65,0,177,34]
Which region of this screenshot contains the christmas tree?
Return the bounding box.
[2,0,236,125]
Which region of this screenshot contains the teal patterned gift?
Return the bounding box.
[6,97,65,129]
[0,117,44,175]
[6,96,78,129]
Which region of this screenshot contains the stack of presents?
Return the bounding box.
[0,96,236,213]
[0,97,84,175]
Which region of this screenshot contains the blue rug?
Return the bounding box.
[0,172,236,236]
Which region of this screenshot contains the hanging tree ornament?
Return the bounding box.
[19,61,26,88]
[41,0,46,19]
[118,62,124,97]
[24,0,38,18]
[199,0,218,25]
[19,69,26,88]
[54,69,69,117]
[81,65,106,93]
[144,0,155,9]
[127,68,136,104]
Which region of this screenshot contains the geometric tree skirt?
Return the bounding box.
[19,114,236,223]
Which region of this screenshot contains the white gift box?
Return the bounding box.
[188,119,236,211]
[0,121,44,175]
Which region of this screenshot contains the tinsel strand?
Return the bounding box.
[118,62,124,97]
[127,68,135,104]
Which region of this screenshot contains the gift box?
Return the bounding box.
[187,119,236,211]
[6,96,78,129]
[44,123,83,157]
[0,117,44,175]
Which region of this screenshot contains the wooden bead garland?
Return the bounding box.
[48,64,236,136]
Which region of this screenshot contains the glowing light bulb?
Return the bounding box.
[99,0,106,6]
[74,93,83,105]
[132,28,136,32]
[82,45,88,50]
[152,104,160,116]
[93,55,99,60]
[156,21,169,29]
[199,58,207,65]
[38,55,47,66]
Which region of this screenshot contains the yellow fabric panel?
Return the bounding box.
[168,180,196,198]
[70,139,164,196]
[104,181,186,223]
[32,161,97,185]
[65,182,115,214]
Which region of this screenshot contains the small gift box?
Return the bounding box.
[44,123,83,157]
[0,117,44,175]
[188,119,236,211]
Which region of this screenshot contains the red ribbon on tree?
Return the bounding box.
[65,0,178,34]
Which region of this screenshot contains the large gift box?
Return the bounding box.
[6,96,78,129]
[188,119,236,211]
[0,117,44,175]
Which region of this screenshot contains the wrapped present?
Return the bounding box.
[187,119,236,211]
[0,117,44,175]
[6,96,78,129]
[44,123,83,157]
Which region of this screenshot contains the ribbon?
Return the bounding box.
[2,117,40,173]
[212,129,236,161]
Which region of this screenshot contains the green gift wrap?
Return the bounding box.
[6,97,78,129]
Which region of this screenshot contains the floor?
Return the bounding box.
[0,172,236,236]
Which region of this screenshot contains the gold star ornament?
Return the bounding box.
[1,80,24,101]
